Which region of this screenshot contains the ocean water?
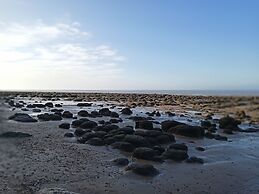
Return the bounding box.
[41,90,259,96]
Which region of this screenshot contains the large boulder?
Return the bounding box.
[125,163,159,176]
[111,141,135,152]
[161,120,183,131]
[135,120,153,130]
[121,108,133,115]
[123,135,150,147]
[99,108,111,116]
[80,121,97,129]
[45,102,54,108]
[78,110,89,117]
[168,124,205,138]
[9,113,37,123]
[77,103,92,107]
[219,116,241,131]
[62,111,73,118]
[162,149,188,161]
[132,147,157,160]
[59,123,70,129]
[37,113,62,121]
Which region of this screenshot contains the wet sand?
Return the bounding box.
[0,92,259,194]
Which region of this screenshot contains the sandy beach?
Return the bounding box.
[0,92,259,194]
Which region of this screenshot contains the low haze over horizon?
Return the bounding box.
[0,0,258,91]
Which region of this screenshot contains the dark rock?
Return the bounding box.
[155,112,161,117]
[78,110,89,117]
[74,128,86,137]
[186,156,204,164]
[112,158,129,166]
[99,108,111,116]
[9,113,37,123]
[166,111,175,117]
[124,135,150,147]
[157,134,175,144]
[168,124,205,138]
[62,111,73,118]
[219,116,241,131]
[77,103,92,107]
[168,143,188,151]
[119,127,134,135]
[45,102,54,108]
[104,137,116,145]
[214,134,228,141]
[50,108,64,113]
[111,141,135,152]
[37,113,62,121]
[241,128,259,133]
[121,108,133,115]
[59,123,70,129]
[153,146,165,155]
[133,147,157,160]
[0,132,32,138]
[87,137,105,146]
[201,120,212,128]
[90,111,101,118]
[21,108,29,111]
[32,108,41,113]
[55,104,62,107]
[110,119,120,123]
[162,149,189,161]
[161,120,183,131]
[196,147,205,151]
[72,118,89,127]
[64,132,74,137]
[110,112,119,118]
[80,121,97,129]
[135,120,153,130]
[125,163,159,176]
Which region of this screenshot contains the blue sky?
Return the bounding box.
[0,0,258,90]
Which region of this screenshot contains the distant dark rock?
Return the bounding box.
[77,103,92,107]
[161,120,183,131]
[99,108,111,116]
[0,131,32,138]
[72,118,89,127]
[9,113,37,123]
[78,110,89,117]
[80,121,97,129]
[219,116,241,131]
[123,135,150,147]
[196,147,205,151]
[110,112,119,118]
[168,124,205,138]
[241,128,259,133]
[45,102,54,108]
[32,108,41,113]
[121,108,133,115]
[74,128,86,137]
[135,120,153,130]
[37,113,62,121]
[62,111,73,118]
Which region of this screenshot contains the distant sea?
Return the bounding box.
[35,89,259,96]
[2,89,259,96]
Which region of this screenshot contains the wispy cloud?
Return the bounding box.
[0,21,125,89]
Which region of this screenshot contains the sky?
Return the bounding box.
[0,0,258,91]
